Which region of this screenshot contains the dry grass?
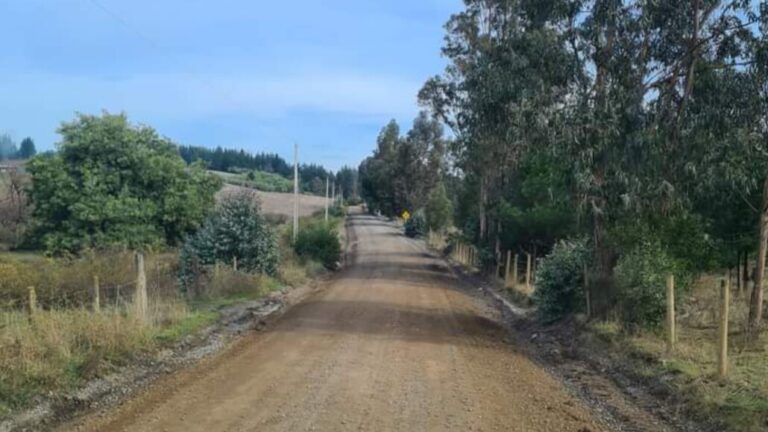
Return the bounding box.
[218,184,327,219]
[588,275,768,431]
[0,209,343,418]
[0,299,214,416]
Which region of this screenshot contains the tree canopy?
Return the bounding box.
[27,113,222,254]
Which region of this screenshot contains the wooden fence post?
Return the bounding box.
[134,252,148,323]
[233,256,238,272]
[718,278,730,378]
[525,253,532,291]
[93,275,100,313]
[504,251,512,288]
[666,274,675,353]
[27,286,37,322]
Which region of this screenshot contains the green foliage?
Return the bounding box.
[533,239,591,323]
[294,222,341,270]
[404,210,427,238]
[179,145,291,175]
[179,192,279,294]
[26,113,221,254]
[17,138,36,159]
[614,241,691,329]
[247,170,293,192]
[359,113,445,216]
[426,182,453,231]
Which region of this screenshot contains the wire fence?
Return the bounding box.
[0,252,179,312]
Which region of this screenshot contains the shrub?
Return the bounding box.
[533,238,590,323]
[614,240,691,329]
[404,210,427,238]
[179,192,279,295]
[294,222,341,270]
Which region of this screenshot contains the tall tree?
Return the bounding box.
[17,137,36,159]
[27,113,222,253]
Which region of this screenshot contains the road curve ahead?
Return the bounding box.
[70,210,605,432]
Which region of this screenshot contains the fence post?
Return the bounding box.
[504,251,512,288]
[215,261,220,278]
[233,256,238,272]
[134,252,148,323]
[718,278,730,378]
[525,253,532,291]
[27,286,37,322]
[93,275,100,313]
[666,274,675,353]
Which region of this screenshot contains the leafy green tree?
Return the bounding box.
[426,181,452,232]
[17,138,36,159]
[335,166,359,202]
[26,112,221,253]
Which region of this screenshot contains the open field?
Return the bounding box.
[218,184,327,219]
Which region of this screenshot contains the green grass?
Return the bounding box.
[153,310,219,344]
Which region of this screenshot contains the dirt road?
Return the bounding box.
[68,212,607,432]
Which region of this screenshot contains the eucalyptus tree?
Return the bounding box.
[419,0,580,248]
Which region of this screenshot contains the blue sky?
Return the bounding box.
[0,0,462,170]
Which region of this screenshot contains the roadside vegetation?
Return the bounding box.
[358,1,768,430]
[0,112,345,419]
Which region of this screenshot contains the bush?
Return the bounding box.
[614,240,691,329]
[179,192,279,295]
[294,222,341,270]
[404,210,427,238]
[533,239,590,323]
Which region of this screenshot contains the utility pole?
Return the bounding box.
[324,175,330,222]
[293,143,299,242]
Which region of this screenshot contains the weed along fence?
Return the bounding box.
[443,235,745,383]
[663,275,735,379]
[445,238,537,294]
[0,251,180,323]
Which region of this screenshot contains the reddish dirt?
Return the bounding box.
[63,210,609,432]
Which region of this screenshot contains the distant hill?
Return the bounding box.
[217,184,327,220]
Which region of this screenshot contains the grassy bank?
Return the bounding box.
[487,268,768,432]
[583,276,768,431]
[0,210,343,418]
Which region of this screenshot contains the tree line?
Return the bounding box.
[360,1,768,334]
[178,144,359,199]
[0,134,37,161]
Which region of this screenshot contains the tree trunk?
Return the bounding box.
[749,177,768,337]
[743,250,750,299]
[479,177,488,240]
